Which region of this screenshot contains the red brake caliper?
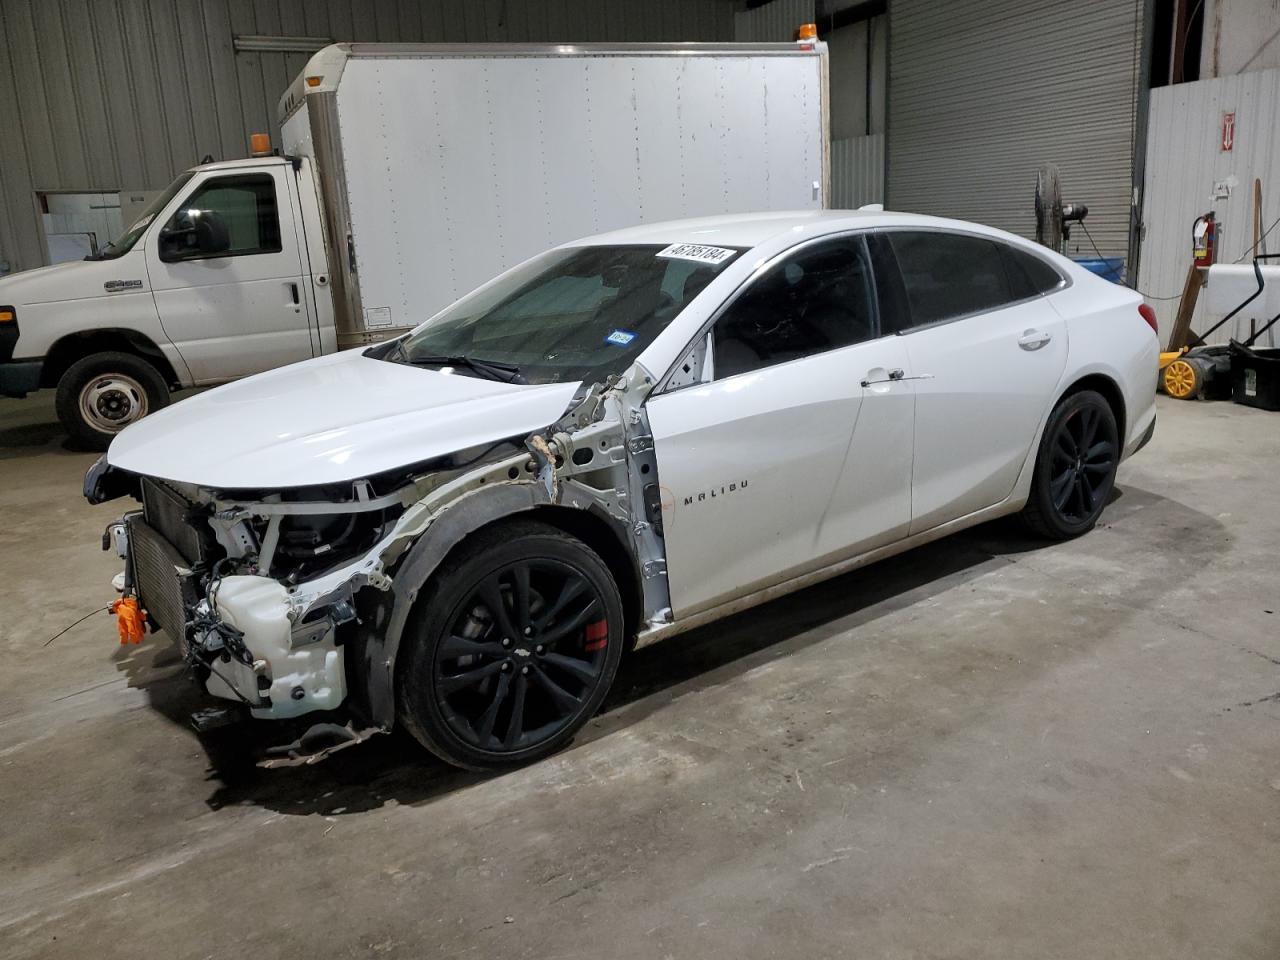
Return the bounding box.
[584,620,608,652]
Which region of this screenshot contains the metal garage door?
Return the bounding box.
[887,0,1146,261]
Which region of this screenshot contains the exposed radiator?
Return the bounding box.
[139,478,206,566]
[128,515,198,650]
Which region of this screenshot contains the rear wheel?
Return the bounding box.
[397,521,624,770]
[1021,389,1119,540]
[55,351,169,450]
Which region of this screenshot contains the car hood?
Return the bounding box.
[106,349,582,488]
[0,254,149,305]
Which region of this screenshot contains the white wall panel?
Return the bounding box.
[1137,67,1280,347]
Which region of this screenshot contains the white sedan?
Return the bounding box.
[86,210,1159,769]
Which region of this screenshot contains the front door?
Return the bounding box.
[648,235,915,618]
[146,167,314,384]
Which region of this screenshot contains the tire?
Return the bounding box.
[397,520,625,770]
[55,351,170,450]
[1021,389,1119,540]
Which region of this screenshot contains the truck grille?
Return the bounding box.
[128,515,199,650]
[139,478,207,566]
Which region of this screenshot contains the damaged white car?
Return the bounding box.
[85,210,1158,769]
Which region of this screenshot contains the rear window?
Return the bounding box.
[1002,245,1064,295]
[889,231,1013,326]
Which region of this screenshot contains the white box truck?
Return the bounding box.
[0,40,829,448]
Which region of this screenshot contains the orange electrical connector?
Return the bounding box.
[110,596,147,645]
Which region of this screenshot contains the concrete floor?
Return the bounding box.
[1,391,1277,959]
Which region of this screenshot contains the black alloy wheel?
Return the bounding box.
[1022,389,1119,540]
[398,521,624,769]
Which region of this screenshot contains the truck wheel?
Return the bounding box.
[55,351,169,450]
[1021,389,1119,540]
[397,520,625,770]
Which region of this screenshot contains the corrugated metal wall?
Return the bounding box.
[733,0,813,42]
[1137,67,1280,347]
[831,133,884,207]
[0,0,733,274]
[887,0,1146,260]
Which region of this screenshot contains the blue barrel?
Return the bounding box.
[1072,257,1125,283]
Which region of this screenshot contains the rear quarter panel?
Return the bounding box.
[1046,265,1158,458]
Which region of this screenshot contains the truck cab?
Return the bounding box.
[0,154,333,448]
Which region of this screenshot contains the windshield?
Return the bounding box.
[90,172,195,260]
[396,243,743,384]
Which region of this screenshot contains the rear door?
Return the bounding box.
[874,231,1068,533]
[647,235,915,618]
[146,166,314,384]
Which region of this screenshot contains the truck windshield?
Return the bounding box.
[89,172,195,260]
[397,244,741,384]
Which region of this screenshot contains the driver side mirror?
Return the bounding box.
[159,209,230,262]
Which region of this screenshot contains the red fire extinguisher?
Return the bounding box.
[1193,212,1217,267]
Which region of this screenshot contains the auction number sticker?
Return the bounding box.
[656,243,736,265]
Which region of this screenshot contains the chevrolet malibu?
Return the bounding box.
[85,210,1159,769]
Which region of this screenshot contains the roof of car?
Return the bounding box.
[574,209,994,250]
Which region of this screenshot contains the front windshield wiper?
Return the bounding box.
[404,353,525,384]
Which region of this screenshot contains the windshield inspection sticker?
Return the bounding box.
[656,243,736,265]
[604,329,637,346]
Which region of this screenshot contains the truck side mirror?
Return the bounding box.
[159,210,231,262]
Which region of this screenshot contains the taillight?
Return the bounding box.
[1138,303,1158,336]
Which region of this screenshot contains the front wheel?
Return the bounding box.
[397,521,625,770]
[1021,389,1119,540]
[55,351,169,450]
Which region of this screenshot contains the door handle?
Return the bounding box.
[288,282,300,305]
[1018,329,1051,351]
[860,367,907,387]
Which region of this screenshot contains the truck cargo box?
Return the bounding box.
[279,41,829,347]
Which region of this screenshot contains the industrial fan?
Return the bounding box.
[1034,162,1089,254]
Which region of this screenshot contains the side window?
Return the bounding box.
[888,231,1014,327]
[159,174,281,262]
[1001,244,1064,295]
[712,238,877,380]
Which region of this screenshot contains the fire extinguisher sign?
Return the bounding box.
[1222,112,1235,152]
